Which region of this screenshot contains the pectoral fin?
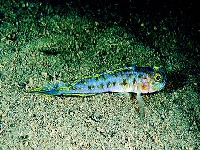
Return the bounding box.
[137,92,145,118]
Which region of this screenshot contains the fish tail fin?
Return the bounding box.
[27,81,67,95]
[27,81,96,96]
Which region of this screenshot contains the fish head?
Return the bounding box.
[136,66,166,94]
[147,67,166,93]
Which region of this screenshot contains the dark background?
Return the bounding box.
[46,0,199,40]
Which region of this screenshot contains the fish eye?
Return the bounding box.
[154,73,162,81]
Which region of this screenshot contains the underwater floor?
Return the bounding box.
[0,1,199,149]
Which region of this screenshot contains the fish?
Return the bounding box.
[28,66,166,95]
[28,66,166,116]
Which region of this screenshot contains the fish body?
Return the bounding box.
[28,66,166,96]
